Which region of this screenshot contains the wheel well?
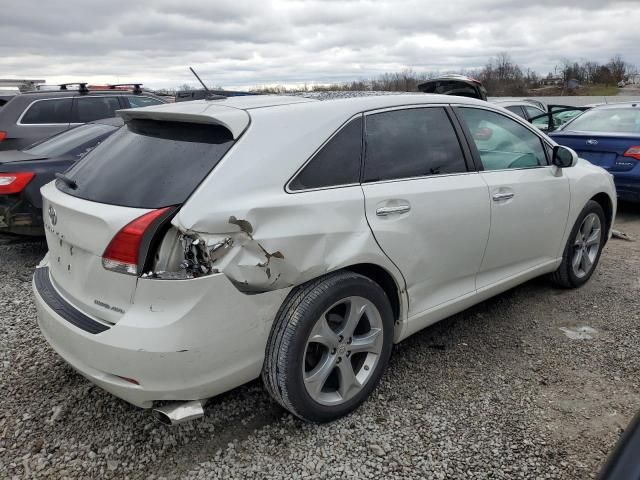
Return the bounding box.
[345,264,401,321]
[591,192,613,235]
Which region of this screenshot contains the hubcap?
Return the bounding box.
[571,213,601,279]
[302,296,384,406]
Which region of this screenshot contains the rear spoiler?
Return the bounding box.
[116,103,250,139]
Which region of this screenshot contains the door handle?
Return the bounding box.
[376,205,411,216]
[492,192,515,201]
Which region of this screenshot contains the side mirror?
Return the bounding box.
[552,145,578,168]
[473,127,493,141]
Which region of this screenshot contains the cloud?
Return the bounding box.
[0,0,638,89]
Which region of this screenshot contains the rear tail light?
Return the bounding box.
[0,172,35,194]
[0,131,6,142]
[102,207,171,275]
[623,146,640,161]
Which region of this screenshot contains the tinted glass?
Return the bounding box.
[23,123,117,158]
[364,108,467,182]
[125,96,164,108]
[74,96,121,123]
[57,119,234,208]
[460,108,547,170]
[21,98,72,124]
[290,117,362,191]
[563,107,640,133]
[506,105,526,119]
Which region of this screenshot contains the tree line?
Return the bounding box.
[248,53,637,96]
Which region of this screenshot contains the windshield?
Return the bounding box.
[56,119,235,208]
[23,123,118,157]
[563,107,640,134]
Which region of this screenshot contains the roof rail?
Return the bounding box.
[59,82,89,93]
[108,83,143,94]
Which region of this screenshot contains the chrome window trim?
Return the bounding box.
[16,95,122,126]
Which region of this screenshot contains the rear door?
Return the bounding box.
[71,96,122,123]
[361,106,490,317]
[455,106,570,288]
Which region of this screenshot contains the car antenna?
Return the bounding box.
[189,67,225,100]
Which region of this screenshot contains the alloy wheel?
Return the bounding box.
[572,212,602,279]
[303,296,384,406]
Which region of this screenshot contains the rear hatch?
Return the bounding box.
[41,109,243,325]
[417,75,487,101]
[550,131,640,172]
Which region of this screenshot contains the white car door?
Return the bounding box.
[455,106,570,289]
[361,106,491,318]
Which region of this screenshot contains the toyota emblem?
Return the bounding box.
[48,205,57,226]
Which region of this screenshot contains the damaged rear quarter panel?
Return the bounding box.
[169,104,406,301]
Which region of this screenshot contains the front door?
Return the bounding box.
[456,106,571,288]
[361,106,491,317]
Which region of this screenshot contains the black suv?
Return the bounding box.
[0,83,166,151]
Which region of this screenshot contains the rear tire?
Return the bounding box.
[550,200,606,288]
[262,271,394,422]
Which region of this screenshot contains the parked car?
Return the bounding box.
[417,78,586,133]
[33,94,616,424]
[0,83,166,151]
[0,118,123,235]
[491,99,547,121]
[550,102,640,202]
[418,74,488,100]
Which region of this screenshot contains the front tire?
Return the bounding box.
[262,271,394,422]
[550,200,606,288]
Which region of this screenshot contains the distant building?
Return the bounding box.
[629,74,640,85]
[542,75,563,86]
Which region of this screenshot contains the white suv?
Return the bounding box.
[34,94,616,423]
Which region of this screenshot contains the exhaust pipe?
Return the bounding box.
[152,400,205,426]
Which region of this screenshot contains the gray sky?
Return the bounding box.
[1,0,639,90]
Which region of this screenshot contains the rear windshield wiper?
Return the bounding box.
[55,173,78,190]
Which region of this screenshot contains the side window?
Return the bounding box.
[289,116,362,191]
[73,97,121,123]
[125,96,164,108]
[459,107,548,171]
[524,106,545,119]
[364,107,467,182]
[20,98,72,124]
[506,105,526,119]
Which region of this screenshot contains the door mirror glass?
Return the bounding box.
[552,145,577,168]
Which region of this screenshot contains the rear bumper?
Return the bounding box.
[613,174,640,203]
[34,263,289,408]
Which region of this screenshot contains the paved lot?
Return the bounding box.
[0,203,638,479]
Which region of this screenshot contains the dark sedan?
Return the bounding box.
[550,102,640,202]
[0,117,123,235]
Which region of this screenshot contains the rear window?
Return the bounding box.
[23,123,118,158]
[20,98,72,124]
[57,119,234,208]
[564,107,640,134]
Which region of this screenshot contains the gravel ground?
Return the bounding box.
[1,202,639,479]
